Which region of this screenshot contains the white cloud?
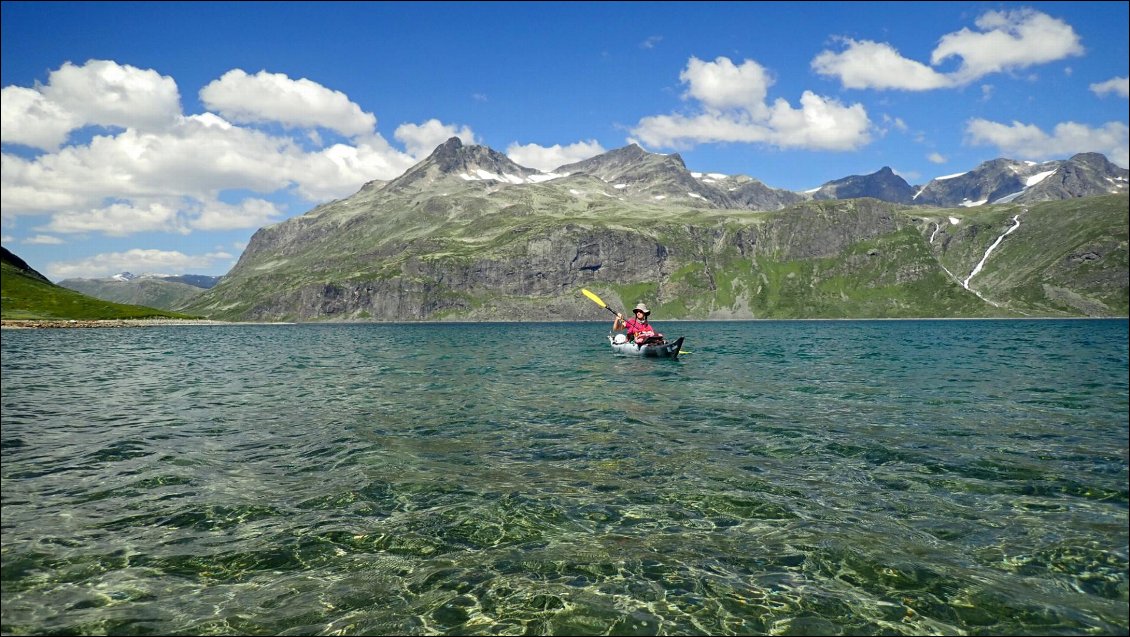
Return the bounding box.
[0,86,81,150]
[44,60,181,131]
[200,69,376,138]
[394,119,478,159]
[680,56,771,114]
[927,152,947,164]
[812,39,951,90]
[23,234,65,245]
[965,119,1129,168]
[1090,76,1129,99]
[506,140,606,171]
[933,9,1083,85]
[46,248,233,280]
[2,119,304,219]
[1,60,180,151]
[814,9,1083,90]
[632,56,871,152]
[1,60,459,241]
[192,198,284,231]
[39,200,188,236]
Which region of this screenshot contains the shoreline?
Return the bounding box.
[0,319,261,329]
[3,316,1125,330]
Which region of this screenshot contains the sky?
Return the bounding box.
[2,1,1127,281]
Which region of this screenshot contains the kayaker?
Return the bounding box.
[614,302,664,345]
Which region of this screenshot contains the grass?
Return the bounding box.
[2,262,197,321]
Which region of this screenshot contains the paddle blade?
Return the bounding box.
[581,288,607,309]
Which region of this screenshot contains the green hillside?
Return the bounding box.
[1,252,196,321]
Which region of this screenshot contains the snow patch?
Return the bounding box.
[960,199,988,207]
[1025,170,1056,187]
[935,172,967,181]
[528,172,565,183]
[613,183,628,189]
[992,191,1023,204]
[653,195,667,200]
[948,217,961,225]
[963,215,1021,289]
[460,169,562,184]
[688,192,705,200]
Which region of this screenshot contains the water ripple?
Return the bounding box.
[2,320,1127,635]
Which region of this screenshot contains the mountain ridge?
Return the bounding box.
[174,138,1127,322]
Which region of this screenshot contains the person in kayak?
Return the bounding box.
[614,302,665,345]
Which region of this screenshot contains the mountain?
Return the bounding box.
[58,272,222,310]
[387,137,544,192]
[912,153,1128,208]
[1,248,194,321]
[178,139,1128,322]
[1,246,51,283]
[1015,153,1130,203]
[808,166,917,204]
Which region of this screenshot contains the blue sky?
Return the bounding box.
[2,1,1127,281]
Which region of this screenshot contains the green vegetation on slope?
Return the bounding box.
[180,181,1128,321]
[2,259,196,321]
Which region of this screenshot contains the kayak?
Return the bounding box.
[608,334,685,358]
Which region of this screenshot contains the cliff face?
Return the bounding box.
[179,141,1129,322]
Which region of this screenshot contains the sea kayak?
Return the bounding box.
[608,334,685,358]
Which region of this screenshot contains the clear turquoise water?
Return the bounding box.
[1,319,1127,636]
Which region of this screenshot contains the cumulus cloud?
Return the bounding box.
[1090,76,1129,99]
[200,69,376,138]
[965,118,1129,168]
[394,119,478,159]
[46,248,234,280]
[933,9,1083,84]
[632,56,871,151]
[927,152,947,164]
[192,198,284,231]
[506,140,606,171]
[680,57,772,114]
[1,86,81,150]
[0,59,466,246]
[814,9,1083,90]
[812,40,950,90]
[1,60,180,151]
[39,200,188,236]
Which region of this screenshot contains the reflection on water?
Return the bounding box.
[2,320,1127,635]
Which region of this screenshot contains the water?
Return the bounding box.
[2,320,1127,636]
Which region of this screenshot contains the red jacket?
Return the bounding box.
[624,317,660,344]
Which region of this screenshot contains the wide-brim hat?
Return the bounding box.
[633,303,650,315]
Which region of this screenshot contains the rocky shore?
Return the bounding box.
[1,319,238,329]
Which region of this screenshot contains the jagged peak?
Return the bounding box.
[388,137,541,190]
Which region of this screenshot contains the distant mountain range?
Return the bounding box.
[165,139,1126,321]
[57,272,221,310]
[0,247,190,321]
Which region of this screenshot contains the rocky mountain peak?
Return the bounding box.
[555,144,691,184]
[1018,152,1129,203]
[388,137,541,191]
[810,166,915,204]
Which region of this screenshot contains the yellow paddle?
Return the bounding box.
[581,288,619,317]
